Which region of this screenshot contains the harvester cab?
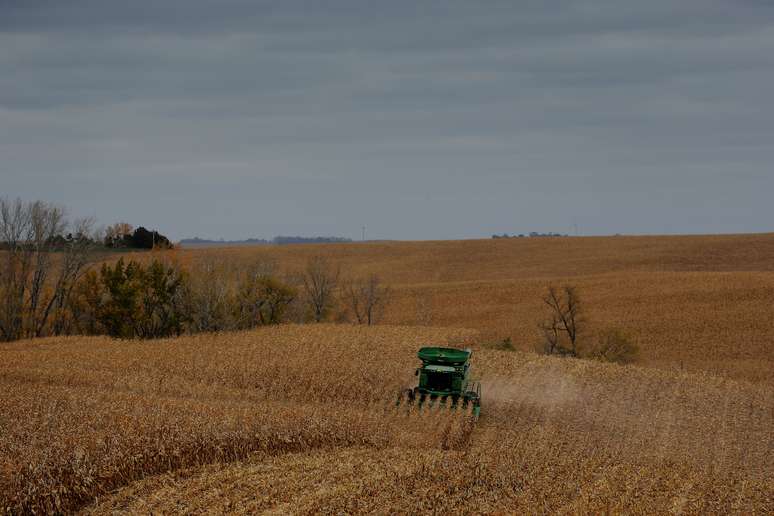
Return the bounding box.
[399,346,481,418]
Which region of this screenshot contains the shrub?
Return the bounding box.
[77,258,188,339]
[234,261,296,328]
[67,270,105,335]
[498,337,515,351]
[134,260,187,338]
[483,336,516,351]
[587,329,639,364]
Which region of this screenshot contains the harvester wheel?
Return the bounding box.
[397,388,415,406]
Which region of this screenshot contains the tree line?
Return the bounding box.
[3,197,637,363]
[62,255,388,340]
[103,222,172,249]
[0,198,388,341]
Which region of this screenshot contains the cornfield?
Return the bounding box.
[2,325,772,514]
[138,234,774,383]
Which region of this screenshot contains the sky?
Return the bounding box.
[2,0,773,241]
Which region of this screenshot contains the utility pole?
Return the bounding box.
[362,226,366,242]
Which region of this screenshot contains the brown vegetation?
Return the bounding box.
[10,232,773,382]
[0,198,97,341]
[164,234,774,383]
[3,233,774,513]
[1,325,771,514]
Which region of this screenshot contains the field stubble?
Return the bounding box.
[1,325,772,514]
[161,234,774,383]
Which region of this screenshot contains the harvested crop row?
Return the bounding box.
[0,326,476,514]
[2,325,772,514]
[85,446,774,515]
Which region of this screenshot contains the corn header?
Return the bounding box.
[398,346,481,418]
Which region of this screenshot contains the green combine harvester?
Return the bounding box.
[398,346,481,418]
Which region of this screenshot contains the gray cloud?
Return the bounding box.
[2,0,773,240]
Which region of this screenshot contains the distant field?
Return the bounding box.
[2,326,771,513]
[161,233,774,383]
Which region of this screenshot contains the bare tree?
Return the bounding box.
[48,217,100,335]
[538,312,562,355]
[0,198,98,341]
[343,274,390,325]
[538,285,583,357]
[182,258,235,333]
[302,256,340,322]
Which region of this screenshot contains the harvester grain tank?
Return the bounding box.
[399,346,481,417]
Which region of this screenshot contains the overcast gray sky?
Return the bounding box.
[2,1,773,240]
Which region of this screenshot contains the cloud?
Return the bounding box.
[1,1,773,239]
